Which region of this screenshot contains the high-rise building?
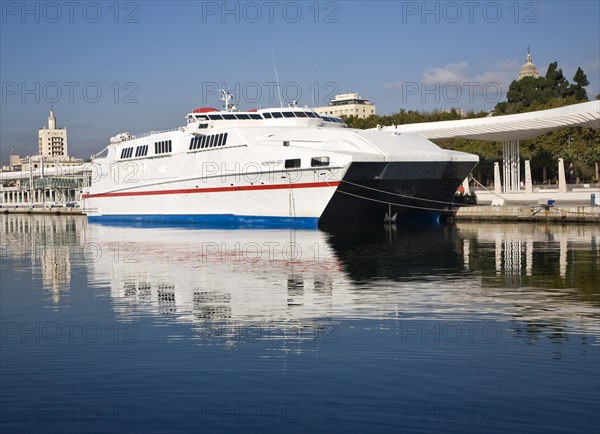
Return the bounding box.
[38,109,68,158]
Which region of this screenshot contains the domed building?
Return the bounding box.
[518,48,541,80]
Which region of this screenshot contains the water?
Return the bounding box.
[1,214,599,433]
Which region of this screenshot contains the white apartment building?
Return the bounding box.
[313,93,376,119]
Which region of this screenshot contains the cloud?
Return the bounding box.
[384,60,524,108]
[385,60,521,97]
[422,62,470,84]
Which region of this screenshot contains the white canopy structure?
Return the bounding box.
[376,101,600,191]
[377,101,599,140]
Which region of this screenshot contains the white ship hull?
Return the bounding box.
[84,169,344,227]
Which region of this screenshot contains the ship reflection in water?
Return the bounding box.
[2,214,598,346]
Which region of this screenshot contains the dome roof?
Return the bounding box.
[518,49,540,80]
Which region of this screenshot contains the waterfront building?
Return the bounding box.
[0,109,88,208]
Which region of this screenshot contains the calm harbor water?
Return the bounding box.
[1,214,599,433]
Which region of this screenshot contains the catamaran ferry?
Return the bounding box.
[82,91,478,228]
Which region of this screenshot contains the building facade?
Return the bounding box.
[38,109,68,158]
[313,93,376,119]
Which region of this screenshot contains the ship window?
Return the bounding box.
[311,156,330,167]
[222,114,236,120]
[295,112,308,118]
[190,136,202,150]
[263,113,272,118]
[195,115,208,120]
[249,114,262,119]
[236,114,251,119]
[282,112,296,118]
[305,112,318,118]
[198,123,208,129]
[223,132,228,145]
[217,134,224,147]
[284,159,301,169]
[120,147,134,159]
[209,135,215,147]
[271,112,283,118]
[135,145,148,157]
[155,140,172,154]
[207,114,223,120]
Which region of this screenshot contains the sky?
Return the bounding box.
[1,0,599,162]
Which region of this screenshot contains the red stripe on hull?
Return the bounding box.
[82,181,340,199]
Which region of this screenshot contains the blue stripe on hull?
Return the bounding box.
[87,214,320,229]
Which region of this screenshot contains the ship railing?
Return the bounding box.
[128,128,181,141]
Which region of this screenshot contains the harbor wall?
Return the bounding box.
[454,205,600,223]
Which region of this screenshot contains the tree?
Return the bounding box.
[531,148,556,183]
[545,62,570,99]
[504,76,548,111]
[569,67,589,101]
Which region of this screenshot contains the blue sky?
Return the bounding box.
[1,0,599,161]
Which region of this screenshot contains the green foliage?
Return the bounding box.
[525,127,600,182]
[495,61,591,115]
[342,108,487,130]
[571,67,590,101]
[545,61,570,99]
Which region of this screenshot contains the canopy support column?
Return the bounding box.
[502,140,520,192]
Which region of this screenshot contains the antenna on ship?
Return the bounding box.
[272,52,283,108]
[220,89,237,112]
